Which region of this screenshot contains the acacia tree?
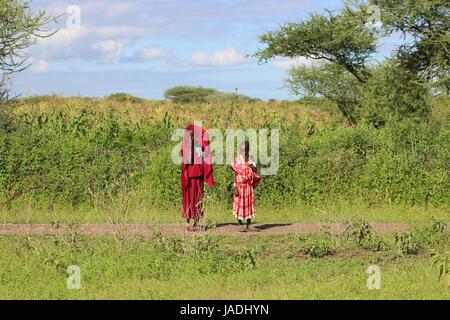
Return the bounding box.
[372,0,450,89]
[255,4,378,125]
[257,8,378,84]
[0,0,57,107]
[164,86,219,103]
[256,0,449,125]
[287,63,361,125]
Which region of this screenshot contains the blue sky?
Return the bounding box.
[14,0,401,100]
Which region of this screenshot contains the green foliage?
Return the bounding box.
[1,0,57,104]
[256,8,377,82]
[163,86,255,104]
[343,219,386,251]
[301,232,336,257]
[0,100,448,212]
[0,109,171,206]
[372,0,450,87]
[287,63,361,125]
[431,250,450,286]
[164,86,219,103]
[149,232,256,276]
[360,61,431,127]
[413,218,449,248]
[106,93,145,104]
[1,233,449,299]
[394,232,422,255]
[256,0,448,125]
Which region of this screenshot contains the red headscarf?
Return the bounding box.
[181,124,214,191]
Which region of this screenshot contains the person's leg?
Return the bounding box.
[186,219,194,232]
[193,178,204,231]
[246,219,251,229]
[237,219,247,232]
[193,218,203,231]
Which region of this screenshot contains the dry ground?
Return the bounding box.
[0,222,410,237]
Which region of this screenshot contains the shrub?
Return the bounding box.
[164,86,218,103]
[0,98,448,210]
[394,232,422,255]
[301,232,336,258]
[106,93,145,104]
[413,218,448,248]
[343,219,386,251]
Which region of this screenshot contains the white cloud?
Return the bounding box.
[38,27,90,50]
[191,46,245,67]
[33,60,51,73]
[120,46,168,63]
[272,57,317,70]
[34,26,144,63]
[137,47,166,60]
[91,40,128,62]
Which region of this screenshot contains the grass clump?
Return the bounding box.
[413,218,448,248]
[301,232,336,258]
[394,232,422,255]
[342,219,386,251]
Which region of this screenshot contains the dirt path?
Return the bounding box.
[0,222,410,237]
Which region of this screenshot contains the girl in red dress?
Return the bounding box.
[181,124,214,232]
[230,141,260,231]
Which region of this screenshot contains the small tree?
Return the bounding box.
[164,86,218,103]
[287,62,361,125]
[0,0,57,107]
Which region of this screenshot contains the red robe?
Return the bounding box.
[181,124,214,220]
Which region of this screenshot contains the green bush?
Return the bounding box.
[413,218,449,248]
[395,232,422,255]
[164,86,218,103]
[0,105,448,210]
[301,232,336,258]
[106,93,145,104]
[343,219,386,251]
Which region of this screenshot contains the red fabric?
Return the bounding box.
[182,177,204,220]
[181,124,214,220]
[230,155,260,220]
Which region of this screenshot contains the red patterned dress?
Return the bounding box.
[230,155,260,220]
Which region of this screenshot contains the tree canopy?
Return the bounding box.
[256,0,449,125]
[0,0,57,105]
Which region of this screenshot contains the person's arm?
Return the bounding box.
[247,161,259,173]
[233,172,239,196]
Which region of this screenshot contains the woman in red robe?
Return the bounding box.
[230,141,260,231]
[181,124,214,231]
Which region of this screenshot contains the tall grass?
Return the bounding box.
[0,96,448,221]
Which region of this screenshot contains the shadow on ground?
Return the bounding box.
[254,224,293,230]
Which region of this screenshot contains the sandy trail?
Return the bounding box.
[0,222,410,237]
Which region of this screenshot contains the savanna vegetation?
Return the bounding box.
[0,219,448,299]
[0,95,448,224]
[0,0,448,300]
